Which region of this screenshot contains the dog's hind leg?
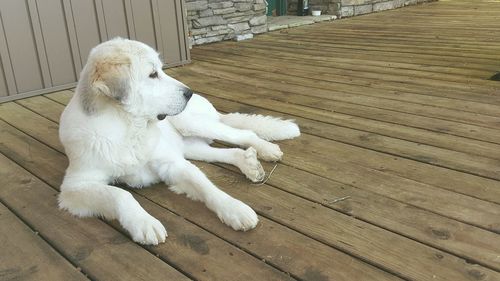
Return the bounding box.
[175,120,283,161]
[153,159,258,231]
[183,138,265,182]
[59,175,167,245]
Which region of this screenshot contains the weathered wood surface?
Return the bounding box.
[1,0,500,280]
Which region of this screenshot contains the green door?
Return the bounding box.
[266,0,287,16]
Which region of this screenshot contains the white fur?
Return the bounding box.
[220,113,300,141]
[59,38,300,245]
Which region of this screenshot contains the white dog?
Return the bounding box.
[58,38,300,245]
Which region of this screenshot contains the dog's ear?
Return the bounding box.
[90,54,131,101]
[81,53,132,114]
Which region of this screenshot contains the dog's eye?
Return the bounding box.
[149,71,158,79]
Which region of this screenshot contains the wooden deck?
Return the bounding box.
[1,0,500,280]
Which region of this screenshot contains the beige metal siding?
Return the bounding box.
[69,0,102,67]
[37,0,77,86]
[0,0,190,102]
[128,0,157,51]
[0,0,44,94]
[0,56,8,97]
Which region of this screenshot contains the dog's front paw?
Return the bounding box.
[217,198,258,231]
[256,142,283,162]
[125,213,167,245]
[239,147,265,182]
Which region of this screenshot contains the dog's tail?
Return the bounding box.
[220,113,300,141]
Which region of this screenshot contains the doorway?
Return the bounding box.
[267,0,287,16]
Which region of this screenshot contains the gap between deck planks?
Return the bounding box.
[0,91,500,278]
[191,44,500,108]
[0,201,89,281]
[37,91,500,230]
[0,98,398,280]
[164,69,500,203]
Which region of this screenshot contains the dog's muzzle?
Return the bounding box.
[157,88,193,121]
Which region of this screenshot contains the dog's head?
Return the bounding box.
[79,38,191,120]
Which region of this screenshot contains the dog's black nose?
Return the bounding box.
[183,88,193,100]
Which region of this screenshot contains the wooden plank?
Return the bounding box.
[16,96,64,123]
[0,120,297,281]
[171,64,500,152]
[0,102,63,152]
[0,152,191,281]
[207,42,494,80]
[171,71,500,168]
[177,63,500,144]
[0,112,399,281]
[44,89,74,105]
[33,92,500,269]
[6,95,500,274]
[0,202,89,281]
[191,49,500,106]
[197,44,497,85]
[39,84,500,240]
[202,94,500,204]
[169,69,500,186]
[43,89,500,212]
[242,37,500,72]
[189,55,500,116]
[141,164,500,281]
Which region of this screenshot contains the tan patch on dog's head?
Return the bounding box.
[81,52,132,113]
[90,54,131,100]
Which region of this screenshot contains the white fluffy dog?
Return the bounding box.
[58,38,300,245]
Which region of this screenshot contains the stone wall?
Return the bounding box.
[185,0,267,46]
[287,0,434,17]
[340,0,434,17]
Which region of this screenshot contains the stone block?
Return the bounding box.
[234,2,253,11]
[213,7,237,14]
[211,24,229,30]
[249,15,267,26]
[222,10,255,18]
[190,27,210,36]
[194,35,225,45]
[192,16,226,28]
[253,3,267,11]
[354,4,373,15]
[341,6,354,17]
[199,9,214,17]
[226,14,254,23]
[204,29,232,37]
[342,0,368,5]
[228,22,250,32]
[373,1,395,11]
[208,1,233,9]
[234,33,254,41]
[251,24,268,34]
[185,0,208,11]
